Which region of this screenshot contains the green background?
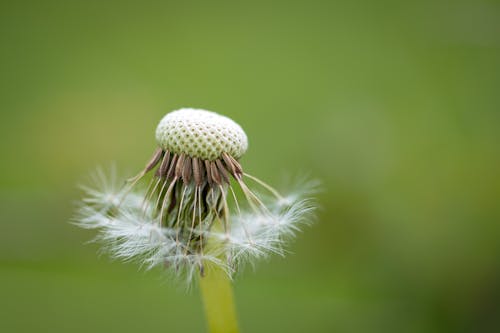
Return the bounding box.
[1,0,499,332]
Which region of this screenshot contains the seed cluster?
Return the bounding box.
[126,146,248,267]
[145,148,244,188]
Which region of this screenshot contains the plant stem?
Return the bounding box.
[199,264,240,333]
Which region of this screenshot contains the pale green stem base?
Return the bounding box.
[199,265,240,333]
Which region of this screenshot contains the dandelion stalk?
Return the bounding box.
[74,108,317,332]
[199,268,239,333]
[200,262,239,332]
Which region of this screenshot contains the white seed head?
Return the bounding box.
[155,108,248,160]
[75,109,317,285]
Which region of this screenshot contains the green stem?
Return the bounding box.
[199,264,240,333]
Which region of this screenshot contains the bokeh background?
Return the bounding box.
[1,0,499,332]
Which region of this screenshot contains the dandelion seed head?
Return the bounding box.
[75,108,317,284]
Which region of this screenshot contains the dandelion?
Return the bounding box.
[75,108,317,333]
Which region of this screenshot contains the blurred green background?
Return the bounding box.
[1,0,499,332]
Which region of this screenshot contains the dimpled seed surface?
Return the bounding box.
[155,108,248,160]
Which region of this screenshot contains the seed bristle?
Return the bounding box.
[192,157,202,186]
[165,154,178,180]
[210,161,222,185]
[146,148,164,172]
[156,150,171,177]
[175,154,186,179]
[216,159,230,184]
[205,160,213,187]
[182,156,192,183]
